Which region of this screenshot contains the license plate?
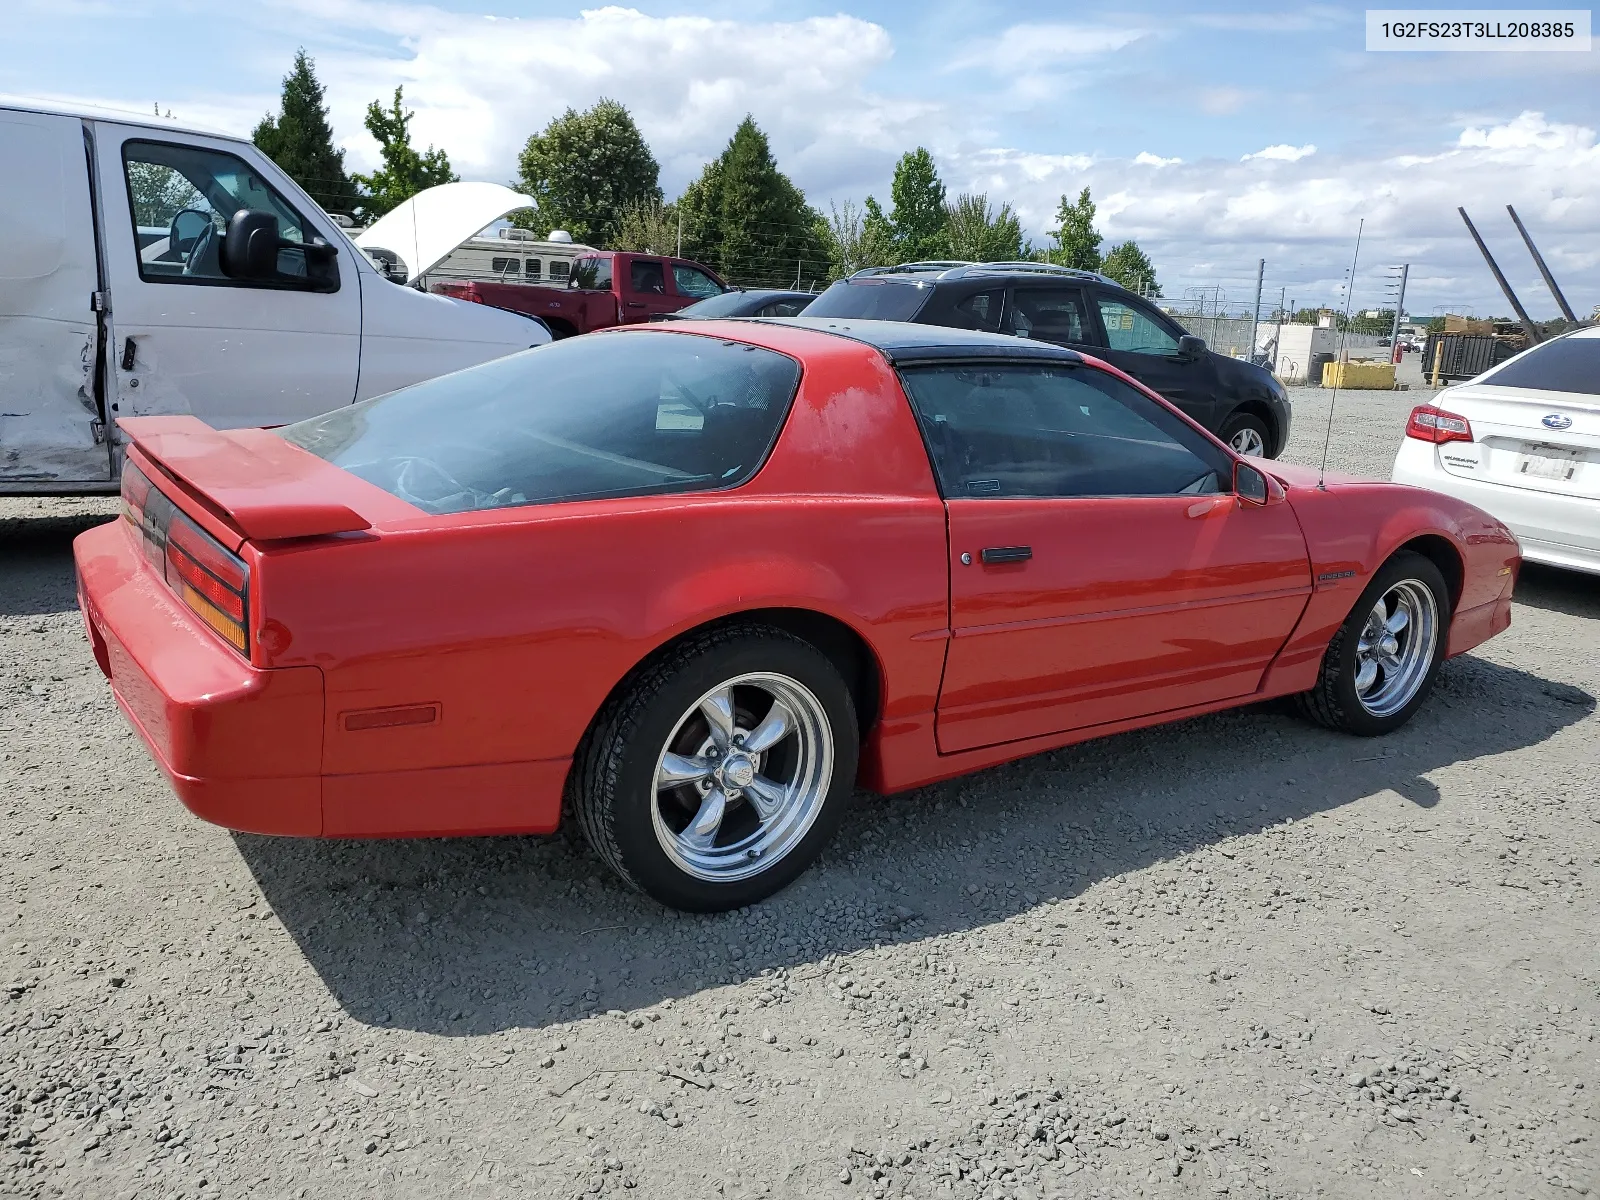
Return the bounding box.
[1516,443,1582,481]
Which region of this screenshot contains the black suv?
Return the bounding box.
[804,262,1291,457]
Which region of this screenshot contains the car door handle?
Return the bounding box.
[625,300,645,308]
[981,545,1032,564]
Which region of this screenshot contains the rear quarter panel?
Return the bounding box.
[1262,476,1518,693]
[254,328,949,784]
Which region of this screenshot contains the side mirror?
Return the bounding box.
[1234,460,1269,505]
[220,209,339,284]
[1176,334,1206,362]
[219,209,282,280]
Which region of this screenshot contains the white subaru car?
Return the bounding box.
[1392,327,1599,575]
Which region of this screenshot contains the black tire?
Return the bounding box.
[1295,550,1451,736]
[1219,411,1274,458]
[570,624,858,912]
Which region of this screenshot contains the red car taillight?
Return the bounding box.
[120,462,251,654]
[1405,405,1473,445]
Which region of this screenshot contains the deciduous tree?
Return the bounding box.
[515,99,661,246]
[943,193,1024,263]
[352,87,457,221]
[887,148,948,261]
[1100,239,1160,296]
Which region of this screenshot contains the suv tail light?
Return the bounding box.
[120,462,251,654]
[1405,405,1473,445]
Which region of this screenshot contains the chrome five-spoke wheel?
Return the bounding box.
[651,672,834,883]
[1352,580,1438,717]
[1296,550,1450,737]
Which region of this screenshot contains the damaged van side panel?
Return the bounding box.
[0,109,109,484]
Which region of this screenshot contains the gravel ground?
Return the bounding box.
[2,382,1596,1200]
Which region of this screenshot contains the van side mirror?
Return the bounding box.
[219,210,282,280]
[221,209,339,286]
[1176,334,1206,362]
[1234,461,1269,505]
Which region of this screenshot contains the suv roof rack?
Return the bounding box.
[849,261,974,279]
[848,261,1118,286]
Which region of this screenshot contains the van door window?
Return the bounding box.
[525,259,542,279]
[121,140,331,289]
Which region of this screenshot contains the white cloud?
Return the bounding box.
[1199,86,1251,116]
[41,0,1595,319]
[1241,143,1317,162]
[940,113,1597,317]
[951,22,1148,70]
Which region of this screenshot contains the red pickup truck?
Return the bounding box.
[432,251,729,338]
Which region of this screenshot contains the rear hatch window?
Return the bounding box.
[280,332,800,514]
[1481,334,1599,395]
[805,278,932,321]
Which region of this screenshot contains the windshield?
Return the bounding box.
[677,291,771,318]
[280,332,801,514]
[1481,333,1600,396]
[805,278,931,321]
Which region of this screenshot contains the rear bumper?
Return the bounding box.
[74,520,326,835]
[1393,439,1600,576]
[74,519,569,839]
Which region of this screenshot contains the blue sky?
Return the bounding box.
[5,1,1597,316]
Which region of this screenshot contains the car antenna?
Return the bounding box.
[1318,218,1364,491]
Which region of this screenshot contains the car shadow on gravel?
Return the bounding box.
[1513,563,1600,622]
[0,511,117,617]
[236,652,1593,1037]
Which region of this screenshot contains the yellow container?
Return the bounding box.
[1321,360,1396,389]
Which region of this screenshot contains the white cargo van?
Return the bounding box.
[0,98,549,493]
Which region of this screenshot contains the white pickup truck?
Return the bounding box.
[0,97,548,492]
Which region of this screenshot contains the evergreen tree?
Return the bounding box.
[516,99,660,245]
[676,116,827,287]
[887,148,947,261]
[252,49,361,217]
[1100,239,1160,296]
[352,87,457,221]
[943,193,1024,263]
[1047,187,1102,271]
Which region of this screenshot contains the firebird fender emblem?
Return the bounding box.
[1317,569,1357,583]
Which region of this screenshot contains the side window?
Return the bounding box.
[760,299,808,317]
[549,260,570,282]
[673,264,723,299]
[1006,288,1090,345]
[900,362,1227,499]
[525,259,542,279]
[569,257,606,288]
[630,258,666,294]
[491,256,520,276]
[947,290,1006,333]
[122,140,324,288]
[1096,295,1180,354]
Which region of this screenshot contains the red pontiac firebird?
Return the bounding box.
[75,319,1519,911]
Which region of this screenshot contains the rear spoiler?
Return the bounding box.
[118,416,372,544]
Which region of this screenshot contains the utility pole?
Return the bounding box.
[1386,264,1409,360]
[1248,259,1265,362]
[676,209,683,258]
